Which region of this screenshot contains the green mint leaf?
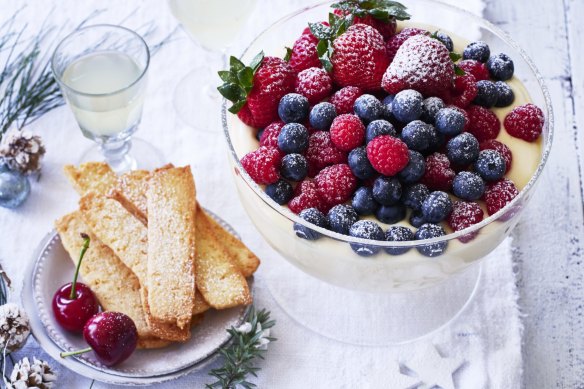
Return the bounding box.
[454,65,466,76]
[249,51,264,73]
[284,47,292,62]
[309,22,332,40]
[449,52,462,62]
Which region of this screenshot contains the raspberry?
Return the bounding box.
[330,86,363,115]
[483,178,519,216]
[386,28,427,62]
[288,179,324,214]
[457,59,490,81]
[305,131,347,177]
[480,139,512,173]
[295,67,333,105]
[314,164,357,208]
[366,135,409,176]
[504,103,545,142]
[466,105,501,142]
[448,73,478,108]
[259,121,285,148]
[240,146,282,185]
[288,30,321,73]
[421,152,455,191]
[447,201,484,243]
[330,114,366,151]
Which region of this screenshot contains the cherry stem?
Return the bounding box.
[70,233,90,300]
[60,347,92,358]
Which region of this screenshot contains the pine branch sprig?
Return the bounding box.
[206,307,276,389]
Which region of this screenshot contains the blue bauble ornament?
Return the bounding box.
[0,170,30,208]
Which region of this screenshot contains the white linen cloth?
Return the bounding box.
[0,0,526,388]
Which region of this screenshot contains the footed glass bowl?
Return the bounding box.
[222,0,552,344]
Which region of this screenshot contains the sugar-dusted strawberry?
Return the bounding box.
[332,0,409,40]
[219,53,295,129]
[466,104,501,142]
[480,139,512,173]
[288,179,325,214]
[305,131,347,177]
[295,67,333,104]
[421,152,455,191]
[259,121,285,148]
[314,164,357,208]
[330,114,366,151]
[504,103,545,142]
[447,201,484,243]
[386,27,427,61]
[382,35,454,98]
[366,135,409,176]
[330,86,363,115]
[288,28,322,73]
[483,178,519,216]
[457,59,490,81]
[240,146,282,185]
[447,73,478,108]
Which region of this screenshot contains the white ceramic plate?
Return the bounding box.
[22,212,252,386]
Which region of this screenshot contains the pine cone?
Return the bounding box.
[7,357,57,389]
[0,128,46,175]
[0,303,30,352]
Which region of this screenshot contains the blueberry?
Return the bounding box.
[348,146,376,180]
[278,123,309,154]
[401,120,435,152]
[401,183,430,211]
[426,128,445,153]
[409,210,427,228]
[398,150,425,184]
[349,220,384,256]
[265,179,293,205]
[385,226,414,255]
[415,223,448,257]
[327,204,358,235]
[352,186,379,216]
[256,128,264,141]
[494,81,515,107]
[463,41,490,63]
[309,102,337,130]
[372,176,402,206]
[294,208,328,240]
[452,171,485,201]
[392,89,423,123]
[446,132,480,166]
[354,94,384,123]
[278,93,309,123]
[487,53,514,81]
[366,120,396,143]
[435,107,466,136]
[435,31,454,51]
[474,150,506,181]
[381,95,395,121]
[280,153,308,181]
[421,191,453,223]
[421,97,445,123]
[473,80,498,108]
[375,204,406,224]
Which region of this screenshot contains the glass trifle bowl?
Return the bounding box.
[222,0,553,344]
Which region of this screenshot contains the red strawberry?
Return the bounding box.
[386,27,427,62]
[330,114,366,151]
[382,35,454,98]
[259,121,285,148]
[504,103,545,142]
[329,86,363,115]
[333,9,397,40]
[366,135,409,176]
[466,105,500,142]
[295,67,333,104]
[331,24,389,92]
[447,73,478,108]
[457,59,490,81]
[314,164,357,209]
[421,153,455,191]
[289,29,322,73]
[305,131,347,177]
[240,146,282,185]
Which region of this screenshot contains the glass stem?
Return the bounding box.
[100,138,136,173]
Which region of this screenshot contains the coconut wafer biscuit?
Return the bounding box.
[146,167,196,330]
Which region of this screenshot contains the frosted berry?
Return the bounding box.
[504,103,544,142]
[288,179,324,214]
[354,94,384,123]
[309,102,337,131]
[366,120,396,143]
[327,204,358,235]
[278,123,309,154]
[385,27,428,62]
[446,132,480,167]
[314,164,357,208]
[452,171,485,201]
[474,150,506,181]
[483,178,519,215]
[473,80,498,108]
[398,150,426,184]
[294,208,328,240]
[278,93,309,123]
[466,105,501,142]
[448,73,478,108]
[330,114,366,151]
[330,86,363,115]
[265,179,293,204]
[280,153,308,181]
[494,81,515,107]
[463,41,490,63]
[415,223,447,257]
[480,139,512,173]
[457,59,490,81]
[375,204,406,224]
[487,53,514,81]
[352,186,379,216]
[421,153,455,191]
[421,97,445,124]
[241,146,282,185]
[260,121,285,148]
[366,135,410,176]
[401,120,436,153]
[435,107,466,136]
[385,226,414,255]
[348,146,376,180]
[435,31,453,51]
[349,220,385,256]
[305,131,347,177]
[372,176,402,206]
[391,90,423,123]
[401,183,430,212]
[295,67,333,104]
[421,191,453,223]
[409,211,427,228]
[447,201,484,243]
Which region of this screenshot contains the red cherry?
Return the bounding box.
[61,312,138,367]
[52,282,99,333]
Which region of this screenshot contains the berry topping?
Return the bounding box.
[278,93,310,123]
[462,41,490,63]
[447,201,484,242]
[452,171,485,201]
[375,204,407,224]
[493,81,515,108]
[241,146,282,185]
[473,80,498,108]
[415,223,447,257]
[265,179,294,205]
[372,176,402,205]
[421,97,445,123]
[435,31,454,52]
[327,204,359,235]
[474,149,506,181]
[421,191,453,223]
[366,119,396,143]
[288,29,321,73]
[401,120,436,153]
[305,131,347,177]
[294,208,328,240]
[288,179,324,214]
[330,114,366,151]
[330,86,364,115]
[382,35,455,98]
[446,132,480,167]
[391,89,423,123]
[349,220,385,256]
[479,139,512,173]
[354,94,384,123]
[421,152,455,191]
[487,53,514,81]
[295,67,333,104]
[385,27,428,62]
[435,107,466,136]
[401,183,430,211]
[483,178,519,215]
[385,226,414,255]
[278,123,310,154]
[280,153,308,181]
[504,103,544,142]
[466,104,501,142]
[348,146,376,180]
[366,135,410,176]
[259,121,285,148]
[457,59,490,81]
[309,102,337,131]
[314,163,357,207]
[409,210,427,228]
[448,73,478,108]
[398,150,426,184]
[352,186,379,216]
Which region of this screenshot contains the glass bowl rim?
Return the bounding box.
[221,0,554,248]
